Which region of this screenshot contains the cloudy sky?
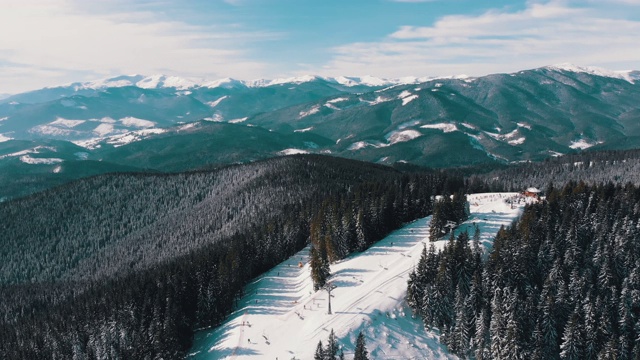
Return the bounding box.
[1,0,639,93]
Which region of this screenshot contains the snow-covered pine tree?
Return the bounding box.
[325,329,339,360]
[315,340,325,360]
[354,331,369,360]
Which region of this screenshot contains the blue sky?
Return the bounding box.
[0,0,639,93]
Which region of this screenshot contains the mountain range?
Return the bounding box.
[1,63,639,200]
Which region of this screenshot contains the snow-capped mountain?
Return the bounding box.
[1,63,639,200]
[545,63,640,83]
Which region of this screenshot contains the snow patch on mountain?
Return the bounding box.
[177,122,201,131]
[294,127,314,133]
[421,123,458,133]
[386,129,422,145]
[334,75,386,87]
[278,148,309,155]
[77,128,166,149]
[569,138,600,150]
[93,117,116,124]
[516,122,532,130]
[29,125,79,137]
[361,96,392,106]
[120,117,156,128]
[347,140,389,151]
[299,105,321,118]
[93,124,116,136]
[228,117,248,124]
[266,75,322,86]
[327,97,349,104]
[136,74,197,90]
[397,90,418,104]
[508,137,526,145]
[106,129,166,147]
[50,118,86,128]
[20,155,63,165]
[0,134,11,142]
[546,63,638,83]
[202,78,246,89]
[485,129,521,142]
[401,94,418,106]
[207,96,228,108]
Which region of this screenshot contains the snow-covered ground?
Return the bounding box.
[188,193,527,360]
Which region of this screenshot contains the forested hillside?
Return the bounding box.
[408,181,640,359]
[467,149,640,192]
[0,155,460,359]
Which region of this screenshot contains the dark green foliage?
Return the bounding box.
[354,331,369,360]
[315,340,325,360]
[315,328,343,360]
[409,181,640,359]
[0,155,460,359]
[429,190,469,240]
[308,170,450,289]
[468,149,640,192]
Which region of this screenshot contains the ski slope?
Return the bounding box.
[188,193,529,359]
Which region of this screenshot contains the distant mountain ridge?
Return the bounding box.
[0,63,639,200]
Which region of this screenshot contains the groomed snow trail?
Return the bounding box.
[188,193,527,359]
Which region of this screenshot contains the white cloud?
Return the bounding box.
[318,1,640,78]
[0,0,273,93]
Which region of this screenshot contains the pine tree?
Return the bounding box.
[560,309,584,360]
[490,288,506,359]
[474,308,490,360]
[315,340,325,360]
[325,329,339,360]
[354,331,369,360]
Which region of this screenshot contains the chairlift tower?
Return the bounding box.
[324,282,337,315]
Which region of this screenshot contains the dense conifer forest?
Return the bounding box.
[408,181,640,359]
[0,155,459,359]
[467,149,640,192]
[3,149,640,359]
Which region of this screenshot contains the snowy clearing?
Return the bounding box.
[120,117,156,128]
[50,118,86,128]
[386,130,422,145]
[189,193,527,360]
[361,96,392,106]
[327,97,349,104]
[508,137,526,145]
[569,139,598,150]
[420,123,458,133]
[278,148,309,155]
[19,155,63,165]
[299,105,321,119]
[93,123,115,136]
[347,141,388,151]
[29,125,78,137]
[228,117,248,124]
[401,95,418,106]
[208,96,228,108]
